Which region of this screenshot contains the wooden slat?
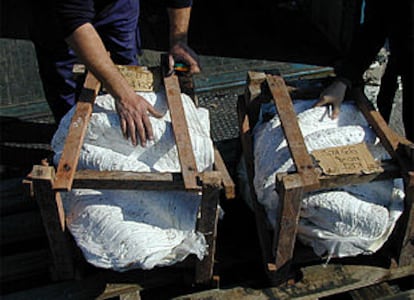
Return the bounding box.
[97,284,141,300]
[237,94,276,276]
[31,165,75,280]
[274,160,400,193]
[213,148,235,199]
[172,264,414,300]
[163,71,199,190]
[355,90,414,172]
[72,170,185,190]
[348,282,395,300]
[355,90,403,159]
[398,171,414,266]
[273,173,304,281]
[195,171,222,284]
[266,75,319,190]
[53,72,101,191]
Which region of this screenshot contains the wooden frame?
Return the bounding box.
[28,64,235,287]
[238,71,414,284]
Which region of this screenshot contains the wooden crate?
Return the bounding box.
[25,63,235,289]
[238,71,414,284]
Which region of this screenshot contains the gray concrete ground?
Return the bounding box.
[363,48,405,137]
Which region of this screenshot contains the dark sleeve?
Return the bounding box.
[335,0,388,87]
[166,0,192,8]
[55,0,96,37]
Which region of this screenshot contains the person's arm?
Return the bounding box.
[315,0,387,119]
[66,23,162,146]
[167,5,201,74]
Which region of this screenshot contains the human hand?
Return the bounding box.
[115,93,163,147]
[314,80,347,119]
[168,41,201,75]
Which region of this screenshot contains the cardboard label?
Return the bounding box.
[311,143,383,175]
[117,65,156,92]
[73,64,159,92]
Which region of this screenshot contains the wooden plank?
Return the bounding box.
[272,174,304,282]
[237,94,276,276]
[380,290,414,300]
[195,171,222,284]
[173,264,414,300]
[178,73,198,106]
[163,69,199,190]
[213,148,235,199]
[53,72,101,191]
[355,90,402,157]
[275,160,400,193]
[398,171,414,266]
[72,170,185,190]
[266,75,319,190]
[31,165,75,280]
[97,284,141,300]
[244,71,268,128]
[355,90,414,170]
[348,282,395,300]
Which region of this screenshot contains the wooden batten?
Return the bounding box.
[266,75,319,190]
[163,64,199,191]
[195,171,222,284]
[53,72,101,191]
[213,148,236,199]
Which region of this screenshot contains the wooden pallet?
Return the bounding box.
[238,71,414,284]
[25,61,235,289]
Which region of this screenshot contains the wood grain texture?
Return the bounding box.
[53,72,101,191]
[266,75,319,190]
[163,73,199,190]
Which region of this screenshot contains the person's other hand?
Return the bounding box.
[314,80,347,119]
[115,93,163,147]
[168,41,201,75]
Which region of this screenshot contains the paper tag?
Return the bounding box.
[311,143,383,175]
[117,65,156,92]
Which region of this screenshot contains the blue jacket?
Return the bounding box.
[56,0,192,37]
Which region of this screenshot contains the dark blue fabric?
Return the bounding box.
[56,0,192,38]
[32,0,193,123]
[32,0,142,123]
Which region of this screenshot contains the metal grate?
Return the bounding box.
[198,87,243,142]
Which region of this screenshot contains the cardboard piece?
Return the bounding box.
[311,143,383,176]
[73,64,158,92]
[117,65,156,92]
